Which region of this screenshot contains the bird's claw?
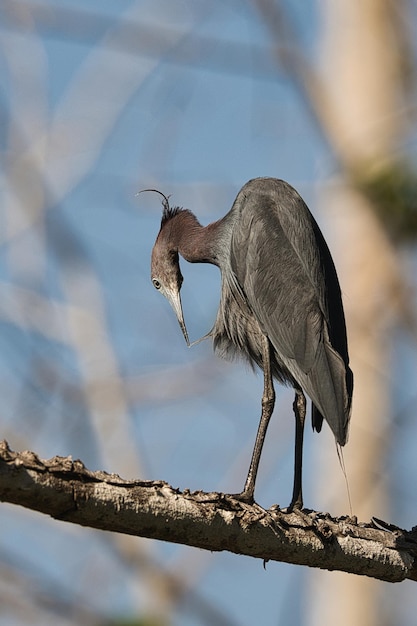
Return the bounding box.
[226,491,255,505]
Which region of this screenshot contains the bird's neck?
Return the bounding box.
[171,210,221,266]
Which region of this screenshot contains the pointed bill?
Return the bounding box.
[166,289,190,346]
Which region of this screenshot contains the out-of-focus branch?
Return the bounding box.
[1,440,417,583]
[254,0,413,173]
[3,0,280,81]
[1,0,207,243]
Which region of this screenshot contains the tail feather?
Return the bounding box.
[312,404,324,434]
[306,338,353,446]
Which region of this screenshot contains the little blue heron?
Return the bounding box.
[150,177,353,509]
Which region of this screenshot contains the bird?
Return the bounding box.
[149,177,353,509]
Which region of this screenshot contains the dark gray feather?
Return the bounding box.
[225,178,352,444]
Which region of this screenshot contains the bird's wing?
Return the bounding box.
[230,180,326,371]
[230,178,351,443]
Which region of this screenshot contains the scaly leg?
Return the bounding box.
[289,389,306,510]
[237,334,275,503]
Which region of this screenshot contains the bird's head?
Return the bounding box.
[150,191,190,346]
[151,241,189,346]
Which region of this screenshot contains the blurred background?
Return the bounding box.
[2,0,417,624]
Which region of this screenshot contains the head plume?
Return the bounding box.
[138,188,182,226]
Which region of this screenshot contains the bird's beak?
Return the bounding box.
[166,289,190,346]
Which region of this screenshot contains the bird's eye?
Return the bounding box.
[152,278,161,290]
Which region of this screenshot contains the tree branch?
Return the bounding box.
[1,440,416,582]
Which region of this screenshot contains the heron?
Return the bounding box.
[150,177,353,509]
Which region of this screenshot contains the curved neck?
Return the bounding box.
[170,211,222,266]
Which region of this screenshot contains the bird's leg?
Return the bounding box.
[289,389,306,511]
[237,334,275,504]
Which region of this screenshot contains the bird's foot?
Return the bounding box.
[226,490,255,505]
[284,498,304,514]
[283,503,316,528]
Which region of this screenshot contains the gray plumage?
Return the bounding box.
[150,177,353,508]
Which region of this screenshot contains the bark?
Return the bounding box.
[1,440,416,583]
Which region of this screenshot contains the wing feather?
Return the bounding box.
[229,178,352,444]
